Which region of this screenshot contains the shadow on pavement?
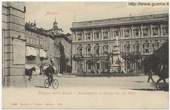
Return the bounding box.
[133,81,145,83]
[35,86,46,88]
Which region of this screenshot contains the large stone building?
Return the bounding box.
[2,2,26,86]
[71,13,168,74]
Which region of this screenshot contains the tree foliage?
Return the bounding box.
[59,42,66,73]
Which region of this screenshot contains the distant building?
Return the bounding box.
[25,20,72,74]
[71,13,168,74]
[25,22,55,73]
[2,2,26,87]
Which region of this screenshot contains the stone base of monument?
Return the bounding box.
[109,65,120,73]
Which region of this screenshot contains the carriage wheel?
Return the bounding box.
[44,79,50,88]
[52,79,59,89]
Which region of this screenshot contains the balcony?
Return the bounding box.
[73,53,110,60]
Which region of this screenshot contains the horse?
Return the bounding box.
[153,42,169,85]
[143,56,169,90]
[25,67,36,81]
[142,43,168,90]
[156,64,168,84]
[142,54,160,83]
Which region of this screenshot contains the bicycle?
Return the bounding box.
[44,76,59,89]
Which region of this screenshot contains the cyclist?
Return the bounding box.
[47,59,55,86]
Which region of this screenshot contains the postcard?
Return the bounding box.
[2,1,169,109]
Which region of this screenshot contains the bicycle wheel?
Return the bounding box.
[52,79,59,89]
[44,79,49,88]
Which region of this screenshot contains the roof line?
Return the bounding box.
[72,13,168,24]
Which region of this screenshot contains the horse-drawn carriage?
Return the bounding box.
[143,42,168,91]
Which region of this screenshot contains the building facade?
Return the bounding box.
[25,22,54,74]
[25,20,72,74]
[46,20,72,73]
[2,2,72,87]
[71,13,168,74]
[2,2,26,86]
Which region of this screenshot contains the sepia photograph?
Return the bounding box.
[1,1,169,109]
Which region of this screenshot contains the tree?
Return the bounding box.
[59,42,66,74]
[154,42,168,65]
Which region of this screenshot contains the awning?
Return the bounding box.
[40,49,47,58]
[26,46,37,57]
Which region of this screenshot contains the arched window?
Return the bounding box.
[135,41,139,52]
[124,28,130,37]
[143,27,149,37]
[77,33,82,41]
[86,32,91,40]
[77,44,83,55]
[94,31,100,40]
[143,40,150,53]
[94,43,99,55]
[86,44,91,55]
[152,26,159,36]
[103,31,109,39]
[103,44,108,54]
[154,40,160,49]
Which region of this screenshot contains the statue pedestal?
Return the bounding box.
[109,55,120,73]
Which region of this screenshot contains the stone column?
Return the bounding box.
[131,25,134,38]
[150,24,153,37]
[2,2,27,87]
[101,28,103,40]
[121,27,124,38]
[140,25,143,38]
[160,24,162,36]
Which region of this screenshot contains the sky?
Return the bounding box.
[25,2,169,33]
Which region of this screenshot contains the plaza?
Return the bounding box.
[2,75,168,109]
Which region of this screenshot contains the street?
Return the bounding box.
[28,74,165,90]
[3,75,169,109]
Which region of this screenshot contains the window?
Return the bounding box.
[143,28,149,37]
[145,49,149,53]
[36,38,39,45]
[133,29,139,37]
[86,44,91,55]
[94,43,99,55]
[143,40,150,53]
[152,27,159,36]
[26,37,29,43]
[87,61,91,70]
[97,63,100,69]
[155,40,160,49]
[125,41,130,53]
[103,31,108,39]
[94,32,100,40]
[77,44,83,55]
[114,30,119,37]
[162,26,168,35]
[77,33,82,41]
[103,44,108,54]
[40,39,43,47]
[86,32,91,40]
[124,29,130,37]
[30,38,33,45]
[135,41,140,52]
[43,39,47,49]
